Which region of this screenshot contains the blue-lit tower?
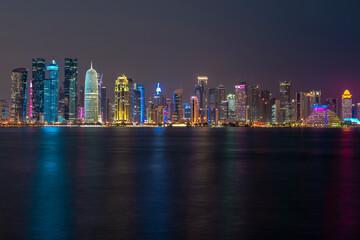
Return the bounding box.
[44,60,59,122]
[136,84,145,123]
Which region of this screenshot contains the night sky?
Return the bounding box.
[1,0,359,102]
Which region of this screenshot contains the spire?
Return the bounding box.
[91,61,93,69]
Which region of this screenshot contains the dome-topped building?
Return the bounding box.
[305,105,340,125]
[85,62,99,123]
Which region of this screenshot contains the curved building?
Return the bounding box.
[84,63,99,123]
[305,105,340,125]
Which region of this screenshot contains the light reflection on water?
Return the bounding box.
[0,127,360,240]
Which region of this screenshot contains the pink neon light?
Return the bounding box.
[235,85,245,89]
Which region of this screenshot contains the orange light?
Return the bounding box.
[342,90,352,99]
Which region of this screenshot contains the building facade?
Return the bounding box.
[10,68,28,123]
[84,64,99,123]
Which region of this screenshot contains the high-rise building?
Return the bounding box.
[216,84,226,120]
[58,87,65,119]
[114,75,131,123]
[64,58,78,122]
[154,83,166,106]
[295,92,311,121]
[31,58,45,121]
[308,90,321,106]
[165,98,172,122]
[190,96,199,124]
[208,88,218,124]
[84,63,99,123]
[272,99,281,123]
[101,86,107,122]
[259,90,271,122]
[77,86,85,121]
[44,60,59,123]
[0,99,8,121]
[248,84,260,122]
[132,85,141,123]
[172,89,183,123]
[136,84,145,123]
[325,98,339,118]
[10,68,28,123]
[227,94,236,120]
[97,73,103,122]
[342,90,352,120]
[235,83,246,122]
[357,103,360,120]
[195,76,208,123]
[279,81,291,123]
[182,103,191,122]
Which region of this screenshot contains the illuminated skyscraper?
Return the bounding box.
[248,84,260,122]
[227,94,236,120]
[114,75,131,123]
[235,83,246,122]
[216,84,226,119]
[195,76,208,123]
[342,90,352,120]
[84,63,99,123]
[259,90,271,122]
[136,84,145,123]
[32,58,45,121]
[279,81,291,123]
[308,90,321,106]
[295,92,311,121]
[64,58,78,122]
[0,99,7,121]
[101,86,107,122]
[172,89,183,122]
[44,60,59,123]
[10,68,28,123]
[190,96,199,124]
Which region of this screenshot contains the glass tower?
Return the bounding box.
[44,60,59,123]
[85,63,99,123]
[64,58,78,122]
[235,83,246,122]
[32,58,45,121]
[10,68,28,123]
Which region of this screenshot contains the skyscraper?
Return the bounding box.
[101,86,107,122]
[114,75,131,123]
[64,58,78,122]
[195,76,208,123]
[172,89,183,123]
[84,63,99,123]
[0,99,8,121]
[342,90,352,120]
[190,96,199,124]
[10,68,28,123]
[216,84,226,120]
[227,94,236,120]
[136,84,145,123]
[259,90,271,122]
[248,84,260,122]
[32,58,45,121]
[44,60,59,123]
[235,83,246,122]
[279,81,291,123]
[295,92,311,121]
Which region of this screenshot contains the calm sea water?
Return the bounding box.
[0,127,360,240]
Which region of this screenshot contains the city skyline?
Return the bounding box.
[0,0,359,103]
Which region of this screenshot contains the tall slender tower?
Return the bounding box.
[32,58,45,121]
[64,58,78,122]
[84,63,99,123]
[10,68,28,123]
[114,75,131,123]
[44,60,59,123]
[235,82,246,122]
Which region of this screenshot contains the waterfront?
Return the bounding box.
[0,127,360,240]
